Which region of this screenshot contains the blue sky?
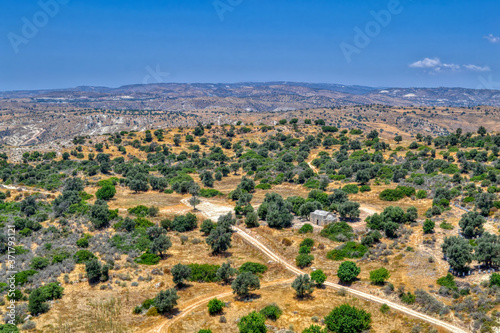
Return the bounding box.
[0,0,499,91]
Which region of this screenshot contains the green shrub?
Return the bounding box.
[207,298,225,315]
[379,189,404,201]
[324,304,371,333]
[134,217,155,229]
[239,262,268,275]
[437,273,457,290]
[7,289,24,301]
[416,190,427,199]
[337,261,360,283]
[369,268,390,285]
[188,264,220,282]
[299,246,311,254]
[342,184,359,194]
[200,189,224,198]
[30,257,50,270]
[299,224,313,234]
[321,222,354,242]
[423,219,435,234]
[327,242,367,261]
[135,253,161,265]
[19,228,33,237]
[73,250,96,263]
[380,304,390,314]
[490,273,500,287]
[440,221,454,230]
[0,324,20,332]
[260,304,282,321]
[238,311,267,333]
[400,292,416,304]
[310,269,327,286]
[396,185,416,197]
[96,185,116,201]
[300,238,314,248]
[255,183,272,190]
[14,270,38,286]
[39,282,64,300]
[128,205,149,216]
[296,254,314,268]
[360,185,371,192]
[76,233,92,248]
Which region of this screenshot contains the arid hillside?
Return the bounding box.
[0,121,499,333]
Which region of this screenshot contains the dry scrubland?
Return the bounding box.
[0,119,499,333]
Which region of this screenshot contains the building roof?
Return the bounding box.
[312,210,333,216]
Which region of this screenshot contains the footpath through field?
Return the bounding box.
[150,198,469,333]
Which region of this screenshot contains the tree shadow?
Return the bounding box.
[163,308,181,319]
[211,251,233,259]
[338,279,357,287]
[175,282,193,290]
[294,293,315,301]
[159,253,172,261]
[235,293,262,302]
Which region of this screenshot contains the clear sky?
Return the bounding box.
[1,0,499,91]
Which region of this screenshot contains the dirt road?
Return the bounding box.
[175,198,469,333]
[0,184,53,195]
[150,279,294,333]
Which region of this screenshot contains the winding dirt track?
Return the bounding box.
[149,198,469,333]
[150,279,294,333]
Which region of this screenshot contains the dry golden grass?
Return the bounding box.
[169,282,441,333]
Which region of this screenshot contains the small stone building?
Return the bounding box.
[310,210,338,226]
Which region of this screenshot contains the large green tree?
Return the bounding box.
[238,311,267,333]
[324,304,371,333]
[459,211,485,238]
[292,274,314,298]
[154,289,180,314]
[475,233,500,267]
[337,261,360,283]
[441,236,473,271]
[231,272,260,297]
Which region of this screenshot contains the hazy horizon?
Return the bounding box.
[2,0,499,91]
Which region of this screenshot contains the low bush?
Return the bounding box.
[73,250,96,263]
[360,185,371,192]
[260,304,282,321]
[296,254,314,268]
[14,270,38,286]
[400,292,416,304]
[324,304,371,333]
[379,189,405,201]
[327,242,367,260]
[369,268,390,285]
[128,205,149,217]
[239,262,268,275]
[200,189,224,198]
[135,253,161,265]
[255,184,272,190]
[188,264,220,282]
[342,184,359,194]
[207,298,225,315]
[300,238,314,248]
[321,222,354,242]
[299,224,313,234]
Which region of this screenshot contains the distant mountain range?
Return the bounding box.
[1,82,500,110]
